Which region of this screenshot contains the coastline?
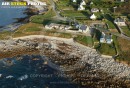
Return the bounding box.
[0,35,129,87]
[0,23,24,32]
[0,0,130,87]
[0,35,130,81]
[0,0,47,32]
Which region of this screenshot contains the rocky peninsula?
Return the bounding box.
[0,35,130,87]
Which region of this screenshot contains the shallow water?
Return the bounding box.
[0,0,27,27]
[0,55,77,88]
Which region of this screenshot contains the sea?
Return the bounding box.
[0,0,27,27]
[0,55,77,88]
[0,1,77,88]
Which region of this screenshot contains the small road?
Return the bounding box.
[120,34,130,41]
[49,0,67,21]
[49,0,130,41]
[93,26,130,41]
[114,24,130,41]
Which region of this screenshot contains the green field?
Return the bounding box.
[112,35,121,54]
[121,26,130,37]
[94,12,104,20]
[44,30,72,38]
[74,35,93,47]
[97,43,116,56]
[104,19,116,29]
[56,0,75,10]
[30,9,56,24]
[0,31,13,40]
[61,10,90,18]
[93,30,117,56]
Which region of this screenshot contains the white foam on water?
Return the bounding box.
[18,74,28,81]
[6,75,13,79]
[0,74,2,77]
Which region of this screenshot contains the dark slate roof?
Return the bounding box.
[74,22,79,26]
[80,25,87,30]
[115,18,125,22]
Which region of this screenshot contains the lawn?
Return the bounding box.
[58,32,72,38]
[56,0,75,10]
[25,27,41,32]
[0,31,13,40]
[121,26,130,37]
[61,10,86,17]
[56,0,69,5]
[60,10,90,19]
[74,35,93,47]
[94,12,104,20]
[16,23,43,32]
[11,23,73,38]
[30,8,56,24]
[104,19,116,29]
[112,35,121,54]
[103,14,116,29]
[97,43,116,56]
[116,37,130,63]
[118,37,130,53]
[93,30,117,56]
[42,29,72,38]
[12,23,43,37]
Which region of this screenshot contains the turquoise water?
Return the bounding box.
[0,1,27,26]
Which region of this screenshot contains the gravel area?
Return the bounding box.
[0,35,130,82]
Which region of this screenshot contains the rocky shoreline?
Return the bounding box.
[0,35,130,87]
[0,0,47,31]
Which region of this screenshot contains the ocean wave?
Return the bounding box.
[17,74,28,81]
[6,75,14,79]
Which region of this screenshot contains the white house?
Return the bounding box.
[117,0,125,2]
[78,4,85,10]
[59,25,65,30]
[120,0,125,2]
[72,0,77,3]
[51,23,60,29]
[45,25,53,29]
[114,18,126,26]
[100,32,106,43]
[90,14,97,20]
[100,32,113,44]
[81,0,86,5]
[90,1,93,5]
[45,23,60,29]
[64,26,72,30]
[45,23,72,30]
[78,25,90,33]
[73,22,80,29]
[106,35,113,44]
[91,8,99,13]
